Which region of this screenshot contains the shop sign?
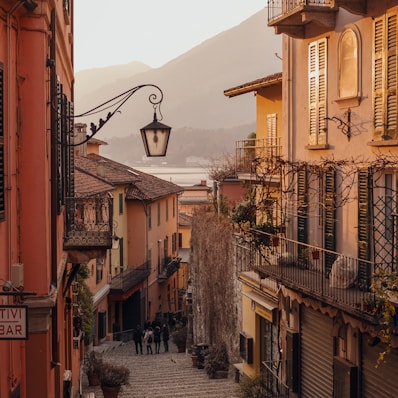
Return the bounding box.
[0,305,28,340]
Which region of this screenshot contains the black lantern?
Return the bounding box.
[72,84,172,156]
[140,113,171,157]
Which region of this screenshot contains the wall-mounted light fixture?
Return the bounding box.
[72,84,171,157]
[325,108,352,141]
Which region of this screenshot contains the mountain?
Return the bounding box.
[74,9,281,167]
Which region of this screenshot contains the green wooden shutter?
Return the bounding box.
[66,101,74,198]
[358,168,371,290]
[57,82,63,212]
[324,168,336,275]
[297,168,308,244]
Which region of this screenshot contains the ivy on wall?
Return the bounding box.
[190,208,237,353]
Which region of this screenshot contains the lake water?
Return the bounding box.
[134,166,212,187]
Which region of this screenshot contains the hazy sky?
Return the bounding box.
[74,0,266,72]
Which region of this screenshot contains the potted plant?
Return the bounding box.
[99,361,130,398]
[171,326,187,353]
[83,350,103,386]
[204,342,230,379]
[253,222,278,248]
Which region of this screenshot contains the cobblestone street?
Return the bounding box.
[82,341,240,398]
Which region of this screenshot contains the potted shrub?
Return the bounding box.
[204,342,230,379]
[99,362,130,398]
[172,326,187,353]
[83,350,103,386]
[253,222,278,248]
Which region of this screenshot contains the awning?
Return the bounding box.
[93,284,110,306]
[242,290,278,323]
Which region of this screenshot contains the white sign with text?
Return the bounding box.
[0,305,28,340]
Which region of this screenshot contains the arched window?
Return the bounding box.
[339,29,358,99]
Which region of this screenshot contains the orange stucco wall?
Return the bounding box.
[0,1,77,397]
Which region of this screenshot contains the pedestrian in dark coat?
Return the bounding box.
[162,324,170,352]
[133,324,143,354]
[154,325,161,354]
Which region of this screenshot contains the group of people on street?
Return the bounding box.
[133,323,170,355]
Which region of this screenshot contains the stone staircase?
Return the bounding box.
[82,342,240,398]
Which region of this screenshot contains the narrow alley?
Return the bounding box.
[82,341,240,398]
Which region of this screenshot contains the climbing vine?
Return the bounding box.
[190,208,237,353]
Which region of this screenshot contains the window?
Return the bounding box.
[57,82,74,212]
[267,113,278,158]
[164,236,169,261]
[157,202,161,226]
[173,197,176,217]
[373,13,398,140]
[96,258,104,284]
[148,205,152,229]
[0,63,4,222]
[339,29,358,99]
[308,38,328,145]
[119,238,124,272]
[166,199,169,221]
[118,193,123,214]
[172,232,177,253]
[148,249,152,270]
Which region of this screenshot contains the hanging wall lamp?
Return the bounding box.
[72,84,171,157]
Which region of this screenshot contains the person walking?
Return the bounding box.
[144,327,153,354]
[133,324,143,355]
[162,323,170,352]
[154,325,161,354]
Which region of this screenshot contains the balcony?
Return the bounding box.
[268,1,367,38]
[235,137,282,181]
[64,195,113,251]
[235,230,382,321]
[267,0,338,38]
[158,257,181,282]
[109,263,150,298]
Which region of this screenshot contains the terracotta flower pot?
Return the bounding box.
[272,237,279,247]
[311,250,320,260]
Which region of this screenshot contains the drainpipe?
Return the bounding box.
[6,0,22,289]
[49,7,59,366]
[6,2,23,396]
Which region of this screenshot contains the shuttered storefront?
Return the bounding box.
[361,334,398,398]
[301,306,333,397]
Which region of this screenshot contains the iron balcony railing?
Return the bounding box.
[158,257,181,282]
[268,0,334,23]
[64,195,113,250]
[261,361,290,398]
[235,137,282,175]
[235,230,380,320]
[110,262,150,295]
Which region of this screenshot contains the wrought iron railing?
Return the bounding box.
[268,0,334,23]
[158,258,181,281]
[64,195,113,250]
[235,137,282,174]
[261,361,290,398]
[235,230,379,319]
[110,262,150,295]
